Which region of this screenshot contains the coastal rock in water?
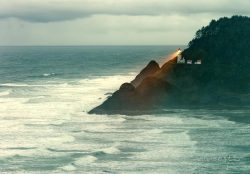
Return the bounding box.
[89,59,181,115]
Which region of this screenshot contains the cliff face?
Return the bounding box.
[89,16,250,115]
[131,60,160,87]
[89,58,183,115]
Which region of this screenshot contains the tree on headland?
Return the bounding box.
[181,15,250,92]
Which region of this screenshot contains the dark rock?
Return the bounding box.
[131,60,160,87]
[89,59,182,115]
[89,82,138,114]
[119,83,135,91]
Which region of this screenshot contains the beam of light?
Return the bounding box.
[160,50,181,66]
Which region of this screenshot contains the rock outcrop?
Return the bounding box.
[131,60,160,87]
[89,58,182,115]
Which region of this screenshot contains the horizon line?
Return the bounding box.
[0,44,187,47]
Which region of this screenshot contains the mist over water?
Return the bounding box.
[0,46,249,173]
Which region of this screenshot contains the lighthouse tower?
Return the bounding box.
[177,49,185,64]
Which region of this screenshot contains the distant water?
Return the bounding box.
[0,46,249,173]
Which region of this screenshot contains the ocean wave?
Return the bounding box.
[60,164,76,171]
[43,73,56,77]
[0,83,63,87]
[0,148,36,158]
[100,146,121,154]
[27,73,57,79]
[74,155,97,166]
[146,129,164,134]
[78,75,135,88]
[80,114,126,123]
[0,83,30,87]
[0,90,11,96]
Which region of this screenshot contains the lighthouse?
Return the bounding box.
[177,49,185,64]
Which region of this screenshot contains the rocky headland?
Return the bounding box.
[89,16,250,115]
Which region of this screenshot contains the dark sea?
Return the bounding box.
[0,46,249,173]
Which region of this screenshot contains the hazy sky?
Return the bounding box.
[0,0,249,45]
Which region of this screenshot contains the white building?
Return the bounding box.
[194,60,202,64]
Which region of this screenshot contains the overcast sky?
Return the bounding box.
[0,0,249,45]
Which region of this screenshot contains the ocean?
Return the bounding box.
[0,46,249,173]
